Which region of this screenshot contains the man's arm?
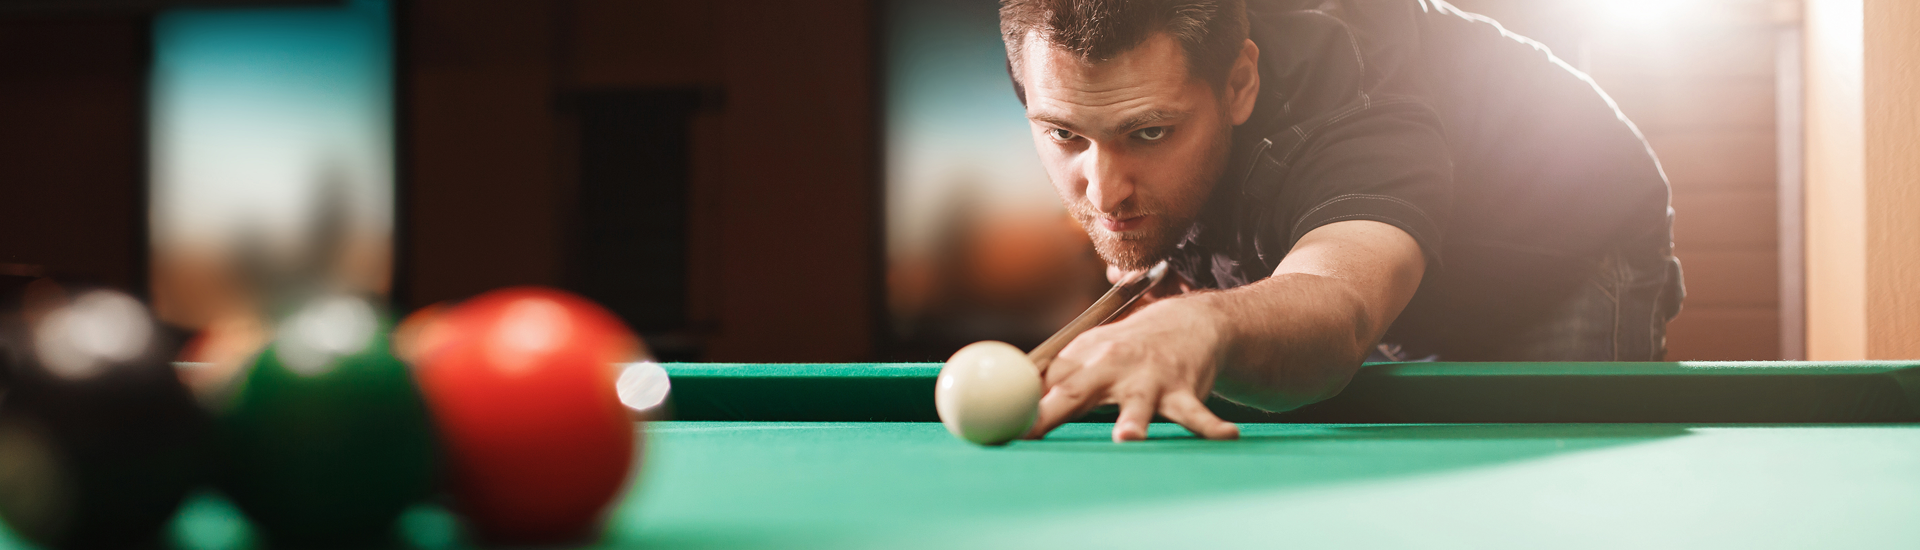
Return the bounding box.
[1023,219,1425,442]
[1208,219,1426,409]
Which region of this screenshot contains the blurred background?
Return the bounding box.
[2,0,1915,362]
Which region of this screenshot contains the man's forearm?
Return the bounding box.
[1190,271,1386,412]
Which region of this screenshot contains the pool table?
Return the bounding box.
[10,361,1920,549]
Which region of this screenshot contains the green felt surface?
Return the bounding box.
[4,422,1919,549]
[665,361,1920,423]
[624,422,1920,549]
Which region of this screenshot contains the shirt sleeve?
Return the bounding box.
[1254,98,1454,267]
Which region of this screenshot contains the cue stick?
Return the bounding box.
[1027,260,1170,373]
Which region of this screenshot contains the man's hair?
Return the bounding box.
[1000,0,1248,103]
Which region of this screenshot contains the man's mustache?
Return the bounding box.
[1068,201,1160,226]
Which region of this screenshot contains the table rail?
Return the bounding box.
[660,361,1920,423]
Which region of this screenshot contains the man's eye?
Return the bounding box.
[1047,128,1076,141]
[1134,126,1169,141]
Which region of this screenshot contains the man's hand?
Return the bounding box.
[1027,220,1425,442]
[1023,295,1241,442]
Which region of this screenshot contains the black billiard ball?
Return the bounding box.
[209,294,437,548]
[0,283,207,550]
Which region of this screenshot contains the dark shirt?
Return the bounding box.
[1169,0,1675,358]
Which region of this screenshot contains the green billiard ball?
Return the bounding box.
[210,295,437,547]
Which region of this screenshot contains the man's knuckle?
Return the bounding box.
[1094,340,1141,360]
[1053,386,1090,401]
[1111,386,1152,402]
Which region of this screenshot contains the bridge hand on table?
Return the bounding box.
[1023,294,1241,442]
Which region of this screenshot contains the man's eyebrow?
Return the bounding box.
[1027,108,1190,133]
[1027,111,1077,131]
[1021,108,1182,133]
[1115,109,1187,132]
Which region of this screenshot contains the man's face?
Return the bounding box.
[1019,32,1236,270]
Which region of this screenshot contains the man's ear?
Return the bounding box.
[1225,39,1260,126]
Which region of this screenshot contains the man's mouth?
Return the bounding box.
[1099,215,1148,233]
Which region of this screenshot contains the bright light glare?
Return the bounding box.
[34,291,153,380]
[615,361,671,412]
[276,295,378,376]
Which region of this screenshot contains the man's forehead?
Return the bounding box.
[1020,32,1200,126]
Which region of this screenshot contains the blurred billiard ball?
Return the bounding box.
[415,287,647,545]
[0,283,207,549]
[208,294,436,548]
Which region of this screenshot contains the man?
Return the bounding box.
[1003,0,1684,442]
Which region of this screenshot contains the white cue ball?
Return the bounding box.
[935,341,1042,445]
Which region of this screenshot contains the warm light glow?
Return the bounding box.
[1584,0,1724,31]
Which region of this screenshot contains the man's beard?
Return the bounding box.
[1065,134,1230,271]
[1067,194,1194,271]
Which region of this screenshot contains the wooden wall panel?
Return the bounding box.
[402,0,876,362]
[704,1,875,362]
[1681,250,1782,308]
[0,17,147,292]
[402,1,565,306]
[1862,0,1920,358]
[1665,308,1782,360]
[1671,190,1778,248]
[1644,132,1776,190]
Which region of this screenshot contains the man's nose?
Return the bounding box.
[1083,146,1133,215]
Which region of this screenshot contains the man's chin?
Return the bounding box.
[1092,239,1175,271]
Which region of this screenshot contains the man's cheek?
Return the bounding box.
[1044,164,1084,201]
[1049,171,1076,204]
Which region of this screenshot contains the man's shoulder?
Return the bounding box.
[1243,0,1432,50]
[1236,0,1444,136]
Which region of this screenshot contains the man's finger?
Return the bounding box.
[1023,383,1106,440]
[1111,393,1158,442]
[1161,392,1239,440]
[1041,353,1083,389]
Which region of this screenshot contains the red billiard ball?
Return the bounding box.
[414,287,646,544]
